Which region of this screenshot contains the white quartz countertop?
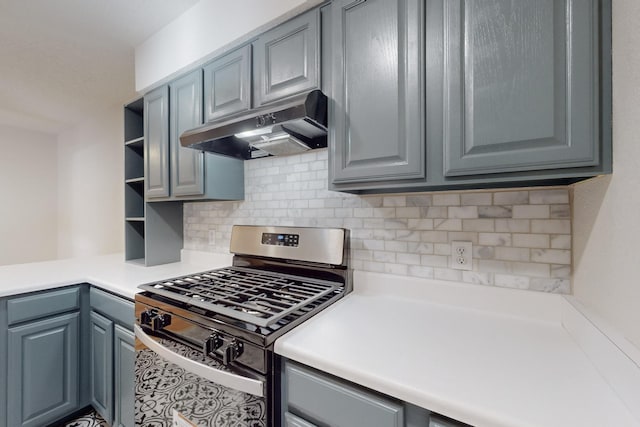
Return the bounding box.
[0,251,232,299]
[3,255,638,426]
[275,271,640,427]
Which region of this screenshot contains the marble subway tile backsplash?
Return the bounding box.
[184,150,572,294]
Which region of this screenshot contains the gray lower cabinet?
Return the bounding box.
[328,0,611,192]
[89,287,135,427]
[113,325,135,427]
[1,286,135,427]
[2,286,83,427]
[144,85,170,199]
[254,8,320,106]
[204,44,252,121]
[8,312,80,427]
[283,361,405,427]
[282,360,470,427]
[90,311,114,423]
[328,0,425,185]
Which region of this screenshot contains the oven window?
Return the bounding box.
[135,338,267,427]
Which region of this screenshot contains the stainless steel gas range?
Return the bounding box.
[134,225,350,427]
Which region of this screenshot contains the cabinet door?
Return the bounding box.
[171,69,205,197]
[329,0,425,184]
[144,85,170,198]
[7,312,80,427]
[113,325,135,427]
[90,311,114,424]
[442,0,599,176]
[204,45,252,121]
[254,9,320,106]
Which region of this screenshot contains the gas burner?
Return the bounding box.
[139,266,341,328]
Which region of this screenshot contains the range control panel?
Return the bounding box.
[261,232,299,247]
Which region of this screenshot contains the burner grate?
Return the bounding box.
[139,266,340,328]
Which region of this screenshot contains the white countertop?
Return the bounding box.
[3,255,638,426]
[0,251,232,299]
[275,271,640,427]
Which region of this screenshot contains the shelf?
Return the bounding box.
[124,96,146,264]
[125,146,144,181]
[125,221,145,262]
[124,98,144,142]
[125,136,144,146]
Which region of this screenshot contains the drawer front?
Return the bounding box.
[90,287,134,328]
[285,362,404,427]
[7,286,80,325]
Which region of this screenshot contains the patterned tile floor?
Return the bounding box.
[60,409,109,427]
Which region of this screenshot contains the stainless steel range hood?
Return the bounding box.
[180,90,328,160]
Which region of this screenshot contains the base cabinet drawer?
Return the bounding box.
[284,361,404,427]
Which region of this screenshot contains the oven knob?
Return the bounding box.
[221,340,243,365]
[151,313,171,331]
[203,333,223,357]
[140,309,156,326]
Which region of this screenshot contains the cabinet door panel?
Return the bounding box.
[90,311,114,424]
[171,69,205,196]
[144,86,170,198]
[255,10,320,105]
[204,45,252,121]
[113,325,135,427]
[330,0,424,184]
[443,0,599,176]
[7,313,79,427]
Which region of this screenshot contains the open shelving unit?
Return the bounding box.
[124,98,145,263]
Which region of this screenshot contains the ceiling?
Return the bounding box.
[0,0,199,134]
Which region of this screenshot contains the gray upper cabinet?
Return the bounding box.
[254,9,320,106]
[144,86,170,199]
[328,0,611,192]
[171,69,205,196]
[144,71,244,203]
[204,45,252,121]
[329,0,425,185]
[442,0,600,176]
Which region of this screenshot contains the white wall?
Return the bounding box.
[0,125,58,265]
[135,0,307,91]
[573,0,640,351]
[56,103,125,258]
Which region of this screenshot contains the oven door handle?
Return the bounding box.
[134,324,265,397]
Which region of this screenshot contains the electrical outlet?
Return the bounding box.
[451,241,473,270]
[208,230,216,246]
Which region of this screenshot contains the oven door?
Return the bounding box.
[134,324,268,427]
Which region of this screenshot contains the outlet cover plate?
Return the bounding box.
[451,241,473,270]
